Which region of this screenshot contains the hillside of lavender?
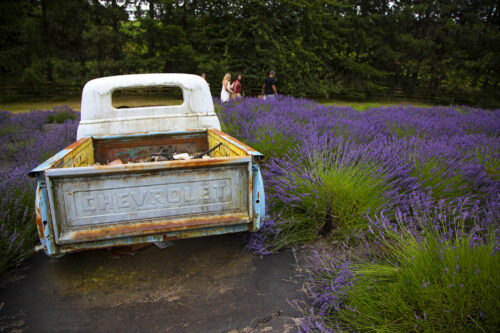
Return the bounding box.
[1,98,498,331]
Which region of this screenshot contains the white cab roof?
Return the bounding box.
[77,73,220,139]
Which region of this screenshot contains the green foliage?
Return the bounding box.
[259,214,319,253]
[337,229,500,332]
[308,156,392,232]
[412,158,474,201]
[0,185,37,273]
[250,128,298,162]
[0,1,498,106]
[473,148,500,182]
[274,152,395,240]
[47,106,78,123]
[387,121,418,139]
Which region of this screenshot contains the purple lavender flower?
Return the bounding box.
[1,108,78,271]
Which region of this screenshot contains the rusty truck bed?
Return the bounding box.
[29,128,265,257]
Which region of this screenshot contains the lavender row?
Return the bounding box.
[217,97,499,239]
[217,97,500,331]
[0,107,78,272]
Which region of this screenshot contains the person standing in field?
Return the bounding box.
[231,74,242,99]
[201,72,209,88]
[262,70,277,99]
[220,72,233,103]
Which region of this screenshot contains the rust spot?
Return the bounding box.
[34,187,45,240]
[208,128,257,152]
[35,208,44,238]
[89,156,248,173]
[65,137,91,150]
[94,132,207,164]
[159,157,247,169]
[58,223,252,254]
[64,214,249,243]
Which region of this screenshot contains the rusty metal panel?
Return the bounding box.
[46,162,250,244]
[55,223,251,255]
[208,128,263,160]
[35,178,59,256]
[93,131,207,163]
[30,128,265,256]
[208,129,246,157]
[28,137,92,177]
[45,156,252,176]
[63,137,94,167]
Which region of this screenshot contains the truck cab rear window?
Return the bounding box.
[112,86,183,109]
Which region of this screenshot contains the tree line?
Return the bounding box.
[1,0,499,107]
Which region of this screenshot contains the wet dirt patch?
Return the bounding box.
[1,234,305,332]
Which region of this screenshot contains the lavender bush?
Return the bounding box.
[217,97,499,331]
[0,107,78,273]
[218,98,499,249]
[298,216,500,332]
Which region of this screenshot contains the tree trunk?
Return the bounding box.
[147,1,156,59]
[41,0,53,81]
[111,0,120,74]
[92,0,104,77]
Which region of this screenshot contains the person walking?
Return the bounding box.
[220,73,233,103]
[231,74,242,99]
[201,72,209,88]
[261,70,277,99]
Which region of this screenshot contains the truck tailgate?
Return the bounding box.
[45,157,252,244]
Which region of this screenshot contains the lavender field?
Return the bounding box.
[216,97,499,332]
[0,106,78,272]
[1,98,499,331]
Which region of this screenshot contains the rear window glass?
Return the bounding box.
[112,86,183,109]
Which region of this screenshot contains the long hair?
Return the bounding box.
[222,73,231,84]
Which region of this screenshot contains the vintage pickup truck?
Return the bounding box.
[29,74,265,257]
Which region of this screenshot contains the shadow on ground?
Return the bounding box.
[0,233,305,332]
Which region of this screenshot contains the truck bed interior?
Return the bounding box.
[55,128,251,169]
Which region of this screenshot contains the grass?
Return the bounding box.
[336,227,499,332]
[0,183,38,273]
[268,150,396,246]
[249,127,298,162]
[321,99,433,111]
[411,158,473,201]
[0,97,82,113]
[111,95,183,108]
[0,96,183,113]
[303,154,393,232]
[0,96,433,113]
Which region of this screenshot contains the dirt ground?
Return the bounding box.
[0,234,309,333]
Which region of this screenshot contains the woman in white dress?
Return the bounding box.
[220,73,233,103]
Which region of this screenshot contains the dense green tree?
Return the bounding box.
[0,0,498,106]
